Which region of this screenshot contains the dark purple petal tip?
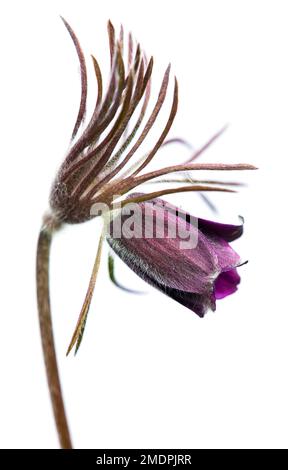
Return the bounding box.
[197,216,244,242]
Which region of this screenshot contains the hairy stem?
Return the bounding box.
[36,223,72,449]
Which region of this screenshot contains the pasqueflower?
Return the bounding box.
[36,18,256,449]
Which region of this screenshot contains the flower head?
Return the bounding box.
[106,195,245,317]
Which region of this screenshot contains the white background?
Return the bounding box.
[0,0,287,449]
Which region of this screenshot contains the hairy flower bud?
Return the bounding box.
[107,195,244,317]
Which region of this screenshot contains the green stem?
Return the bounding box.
[36,222,72,449]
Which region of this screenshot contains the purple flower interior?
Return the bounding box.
[214,268,240,300]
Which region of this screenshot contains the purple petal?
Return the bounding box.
[204,235,241,272]
[144,272,216,317]
[150,195,242,272]
[107,201,218,295]
[107,237,216,317]
[129,194,244,242]
[197,217,243,242]
[214,269,241,300]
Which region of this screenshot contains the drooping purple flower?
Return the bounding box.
[106,195,245,317]
[50,19,256,357]
[36,17,256,450]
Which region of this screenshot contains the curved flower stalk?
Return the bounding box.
[36,18,256,449]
